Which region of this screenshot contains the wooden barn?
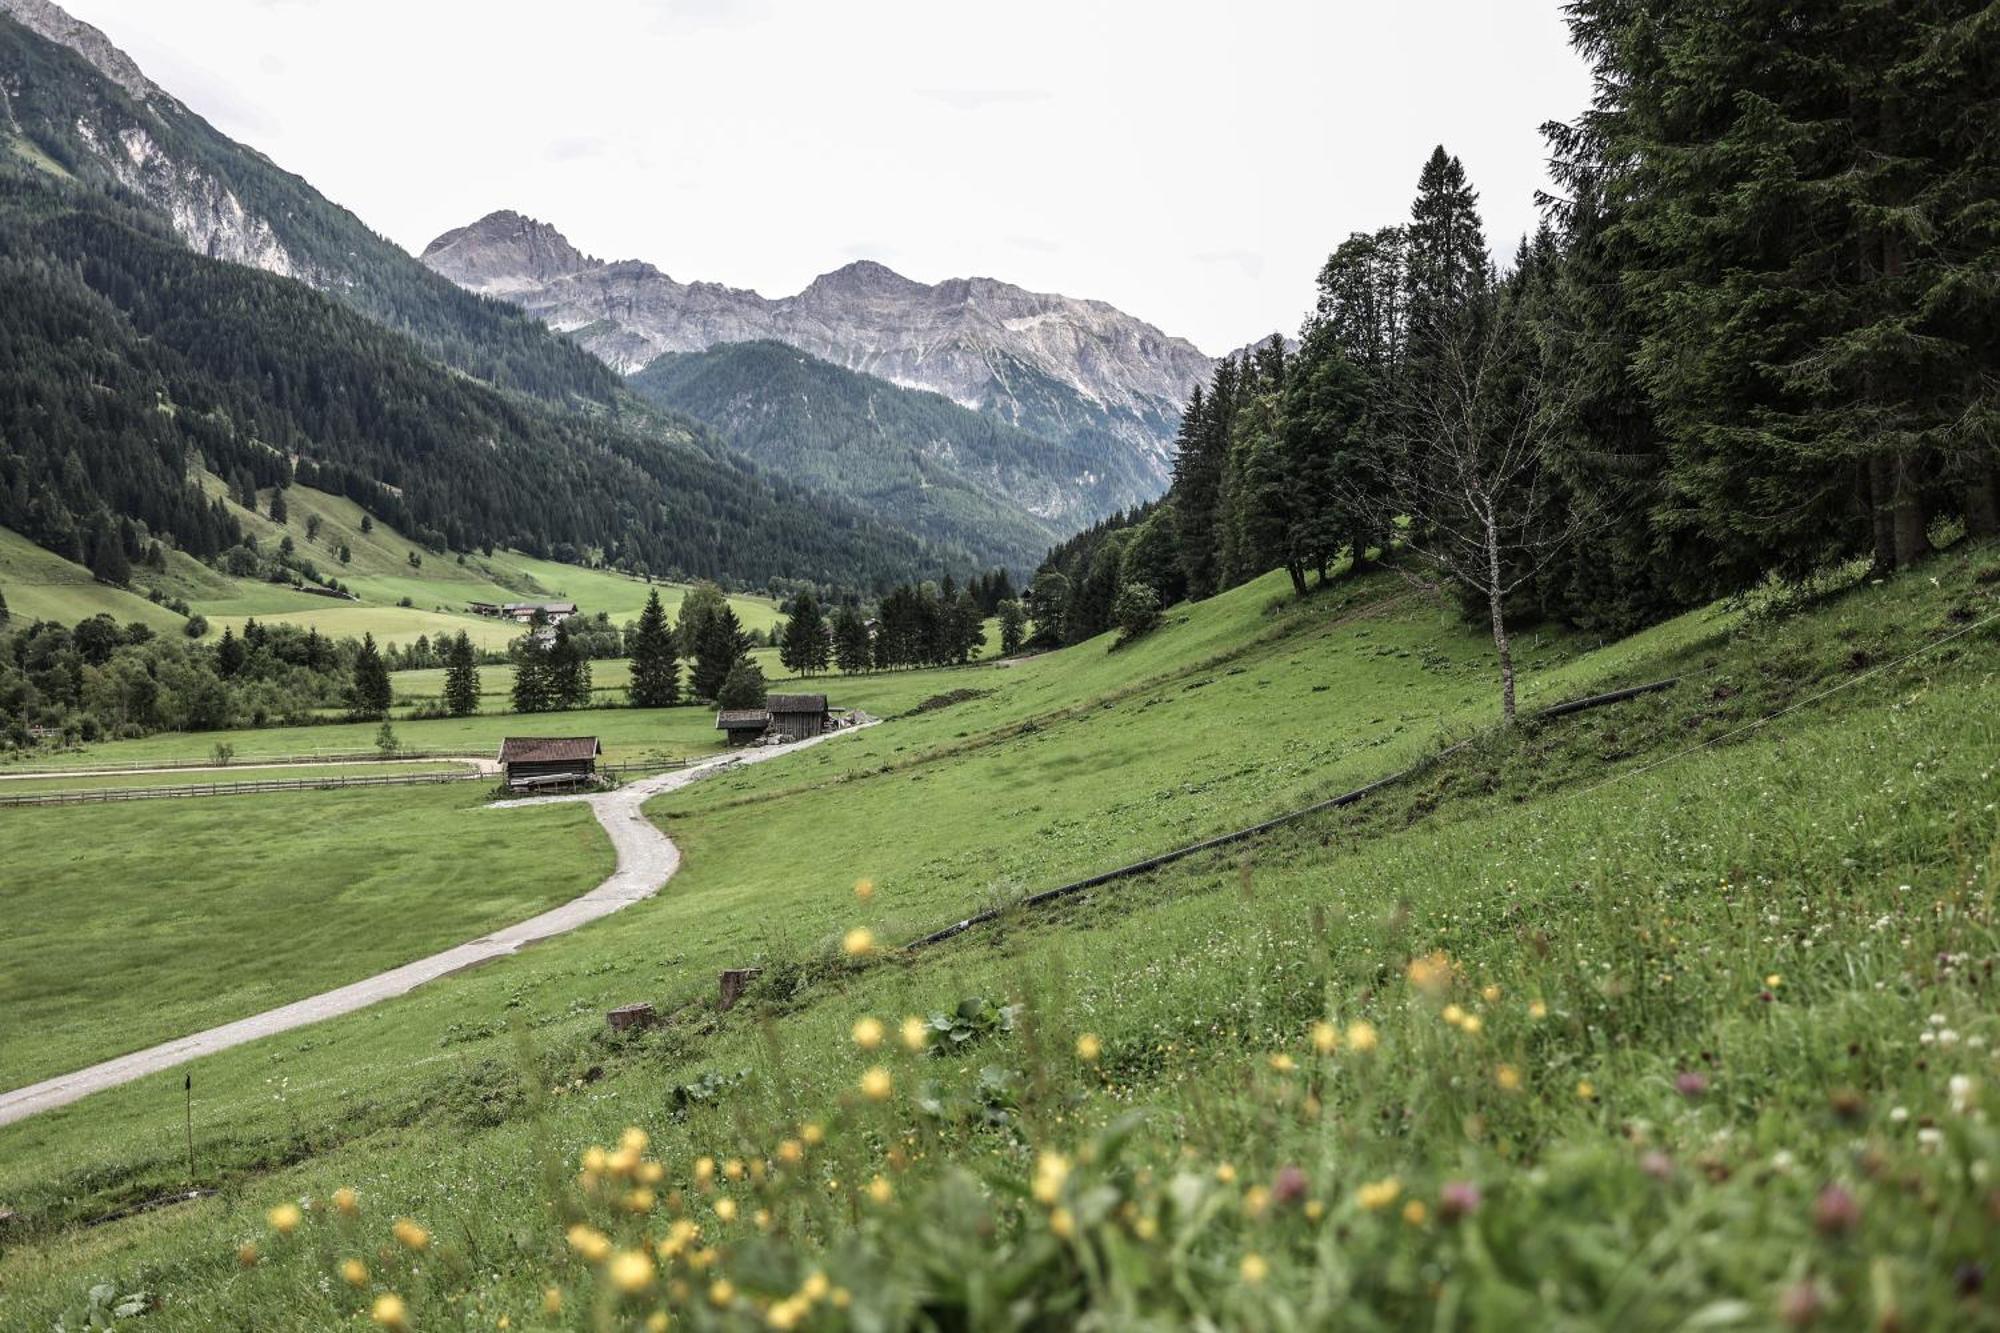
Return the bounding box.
[715,709,770,746]
[767,693,830,741]
[498,736,601,790]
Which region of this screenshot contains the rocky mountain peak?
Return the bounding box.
[419,210,598,294]
[800,259,926,301]
[0,0,158,102]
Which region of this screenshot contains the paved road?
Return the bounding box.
[0,726,871,1128]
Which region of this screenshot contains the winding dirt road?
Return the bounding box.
[0,725,871,1128]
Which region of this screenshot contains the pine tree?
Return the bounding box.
[627,589,681,707]
[785,591,832,675]
[88,521,131,586]
[216,627,245,678]
[0,585,9,624]
[511,639,550,713]
[444,631,480,716]
[692,605,748,701]
[269,489,288,525]
[352,633,392,717]
[546,620,591,709]
[833,605,872,674]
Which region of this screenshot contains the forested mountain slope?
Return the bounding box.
[629,341,1098,570]
[0,7,965,592]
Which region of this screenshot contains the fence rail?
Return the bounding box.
[0,758,692,808]
[1,748,466,778]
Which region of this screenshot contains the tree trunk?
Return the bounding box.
[1286,562,1309,597]
[1892,456,1931,569]
[1868,455,1898,576]
[1350,529,1372,572]
[1485,512,1515,722]
[1964,464,2000,539]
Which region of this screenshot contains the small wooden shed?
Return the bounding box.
[498,736,601,790]
[715,709,770,746]
[766,693,830,741]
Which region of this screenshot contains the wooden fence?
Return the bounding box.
[0,760,688,808]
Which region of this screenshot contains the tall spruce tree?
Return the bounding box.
[352,632,391,718]
[833,604,873,675]
[626,589,680,707]
[784,591,832,676]
[692,605,748,701]
[546,620,592,709]
[443,631,480,716]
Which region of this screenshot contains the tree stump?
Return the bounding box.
[606,1002,656,1032]
[718,968,762,1012]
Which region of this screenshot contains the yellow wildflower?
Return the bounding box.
[1528,999,1548,1020]
[1311,1020,1339,1055]
[1049,1206,1075,1239]
[1268,1053,1296,1073]
[371,1293,409,1330]
[842,927,875,957]
[1076,1033,1102,1062]
[852,1016,885,1050]
[1495,1063,1523,1092]
[266,1202,302,1236]
[694,1156,716,1185]
[236,1242,258,1268]
[392,1218,429,1252]
[900,1015,929,1052]
[1033,1151,1072,1204]
[1407,950,1455,996]
[1215,1162,1237,1183]
[608,1249,655,1294]
[1346,1021,1379,1053]
[710,1278,737,1307]
[714,1198,738,1223]
[801,1121,826,1146]
[1442,1004,1467,1028]
[1481,984,1502,1003]
[854,878,875,903]
[801,1271,831,1301]
[1402,1199,1429,1226]
[777,1137,804,1165]
[341,1257,369,1288]
[768,1297,809,1329]
[542,1288,563,1315]
[332,1187,360,1217]
[1356,1177,1402,1211]
[723,1158,745,1181]
[860,1066,893,1100]
[1240,1252,1270,1284]
[566,1224,612,1262]
[1460,1014,1483,1035]
[867,1175,894,1204]
[1576,1079,1596,1101]
[1765,974,1783,989]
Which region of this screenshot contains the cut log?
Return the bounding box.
[718,968,763,1012]
[606,1002,656,1032]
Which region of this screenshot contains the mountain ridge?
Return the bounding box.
[420,209,1216,503]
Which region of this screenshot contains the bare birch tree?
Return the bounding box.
[1358,298,1595,722]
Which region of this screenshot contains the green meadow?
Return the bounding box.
[0,546,1994,1329]
[0,785,611,1087]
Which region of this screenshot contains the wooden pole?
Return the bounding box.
[184,1074,194,1185]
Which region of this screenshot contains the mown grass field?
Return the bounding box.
[0,547,1994,1329]
[0,784,611,1087]
[0,526,188,633]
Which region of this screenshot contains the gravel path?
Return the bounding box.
[0,725,871,1128]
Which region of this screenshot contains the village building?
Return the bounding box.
[766,693,831,741]
[467,600,578,624]
[498,736,601,790]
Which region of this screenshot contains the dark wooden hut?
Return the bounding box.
[766,693,830,741]
[715,709,771,746]
[498,736,601,790]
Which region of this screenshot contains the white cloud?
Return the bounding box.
[56,0,1594,355]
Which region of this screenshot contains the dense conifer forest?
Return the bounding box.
[1041,0,1998,681]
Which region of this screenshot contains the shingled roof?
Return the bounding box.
[766,694,828,714]
[715,709,771,731]
[497,736,602,764]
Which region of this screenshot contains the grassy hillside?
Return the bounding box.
[0,527,189,633]
[2,474,782,655]
[0,546,1994,1328]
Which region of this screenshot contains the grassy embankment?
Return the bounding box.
[0,548,1995,1328]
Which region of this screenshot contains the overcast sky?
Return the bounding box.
[60,0,1593,356]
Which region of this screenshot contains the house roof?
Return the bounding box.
[715,709,771,730]
[498,736,602,764]
[767,693,828,714]
[502,601,577,614]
